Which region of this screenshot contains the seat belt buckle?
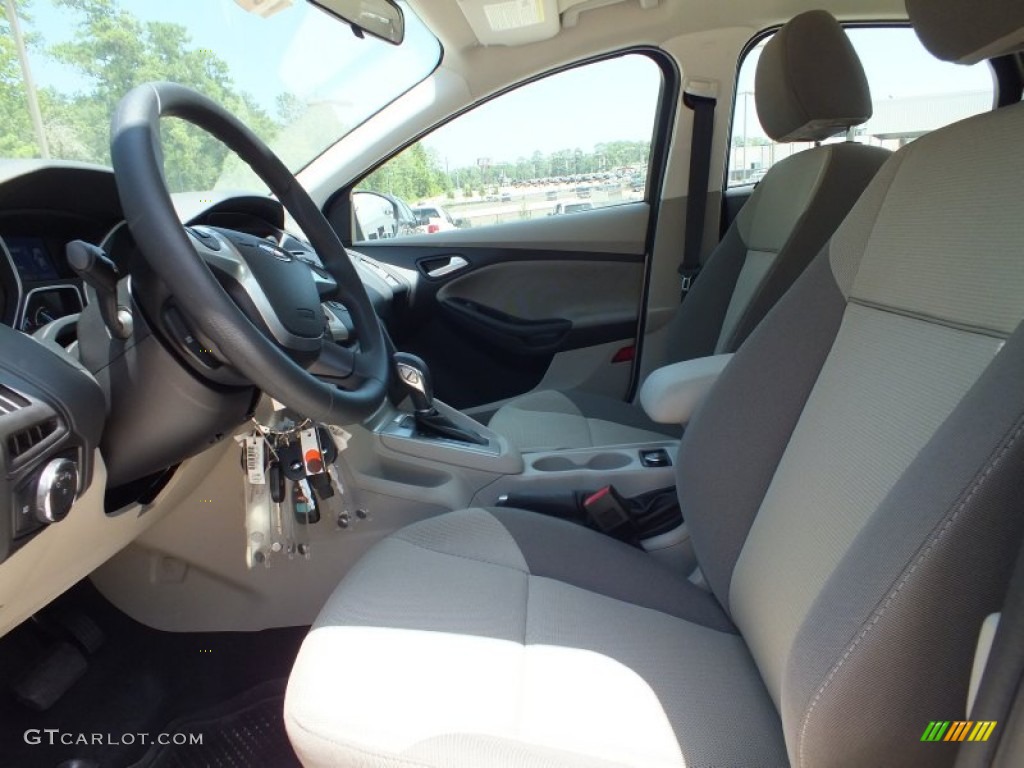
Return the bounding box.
[679,267,701,297]
[583,485,633,535]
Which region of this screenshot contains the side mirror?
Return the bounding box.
[352,190,399,241]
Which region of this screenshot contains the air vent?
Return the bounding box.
[7,417,59,459]
[0,385,30,416]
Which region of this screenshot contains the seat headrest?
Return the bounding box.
[906,0,1024,64]
[755,10,871,143]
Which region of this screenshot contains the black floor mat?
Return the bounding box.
[0,580,308,768]
[129,680,300,768]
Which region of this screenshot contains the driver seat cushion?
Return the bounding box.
[284,508,789,768]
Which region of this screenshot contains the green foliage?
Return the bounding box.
[0,1,41,157]
[362,141,452,202]
[43,0,277,191]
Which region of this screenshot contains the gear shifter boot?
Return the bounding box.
[415,409,488,445]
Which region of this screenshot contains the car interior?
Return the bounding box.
[0,0,1023,766]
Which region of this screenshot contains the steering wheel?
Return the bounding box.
[109,82,389,425]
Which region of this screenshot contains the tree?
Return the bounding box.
[0,0,41,157]
[361,141,450,202]
[44,0,276,191]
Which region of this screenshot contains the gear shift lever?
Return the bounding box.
[393,353,435,414]
[392,353,487,445]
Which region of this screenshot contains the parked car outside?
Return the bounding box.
[412,203,462,233]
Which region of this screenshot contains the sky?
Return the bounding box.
[15,3,996,168]
[22,0,440,133]
[423,54,662,168]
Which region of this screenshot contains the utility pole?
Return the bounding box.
[4,0,49,158]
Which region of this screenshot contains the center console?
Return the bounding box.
[348,351,692,572]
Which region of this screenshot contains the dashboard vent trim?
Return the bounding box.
[0,385,31,416]
[7,417,60,460]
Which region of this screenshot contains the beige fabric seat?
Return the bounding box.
[488,10,891,452]
[286,3,1024,766]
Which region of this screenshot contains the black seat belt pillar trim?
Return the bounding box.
[955,524,1024,767]
[679,78,718,301]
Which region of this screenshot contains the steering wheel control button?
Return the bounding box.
[34,458,79,524]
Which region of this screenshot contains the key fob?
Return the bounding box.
[293,480,320,525]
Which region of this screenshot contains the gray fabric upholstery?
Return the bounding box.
[491,508,734,631]
[731,301,1005,699]
[906,0,1024,64]
[285,508,788,768]
[288,7,1024,768]
[677,254,847,606]
[661,225,749,364]
[488,14,887,454]
[721,142,891,351]
[786,317,1024,768]
[755,10,872,142]
[487,388,677,452]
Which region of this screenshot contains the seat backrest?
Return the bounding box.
[662,11,889,366]
[677,3,1024,765]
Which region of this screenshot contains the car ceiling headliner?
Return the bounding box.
[408,0,908,96]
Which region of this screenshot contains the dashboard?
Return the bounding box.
[0,161,411,338]
[0,169,119,336]
[0,160,413,570]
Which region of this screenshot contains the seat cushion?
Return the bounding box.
[487,390,679,452]
[285,508,788,768]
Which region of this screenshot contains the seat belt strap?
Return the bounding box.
[679,79,718,300]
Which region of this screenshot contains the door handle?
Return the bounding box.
[420,255,468,279]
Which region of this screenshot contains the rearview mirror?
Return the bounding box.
[307,0,404,45]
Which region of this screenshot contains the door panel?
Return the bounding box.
[348,206,648,409]
[332,51,673,410]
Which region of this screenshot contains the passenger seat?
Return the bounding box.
[488,10,891,452]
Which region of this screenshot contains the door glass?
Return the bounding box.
[353,53,662,240]
[728,26,994,187]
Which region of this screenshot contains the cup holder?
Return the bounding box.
[532,452,632,472]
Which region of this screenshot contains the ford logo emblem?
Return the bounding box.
[258,242,292,262]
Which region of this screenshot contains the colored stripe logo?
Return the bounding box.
[921,721,997,742]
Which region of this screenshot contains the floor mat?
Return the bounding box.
[130,679,300,768]
[0,580,307,767]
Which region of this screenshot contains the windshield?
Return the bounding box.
[0,0,440,192]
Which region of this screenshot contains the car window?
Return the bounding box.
[0,0,440,194]
[352,53,662,240]
[727,26,994,188]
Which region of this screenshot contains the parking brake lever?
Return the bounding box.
[66,240,133,340]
